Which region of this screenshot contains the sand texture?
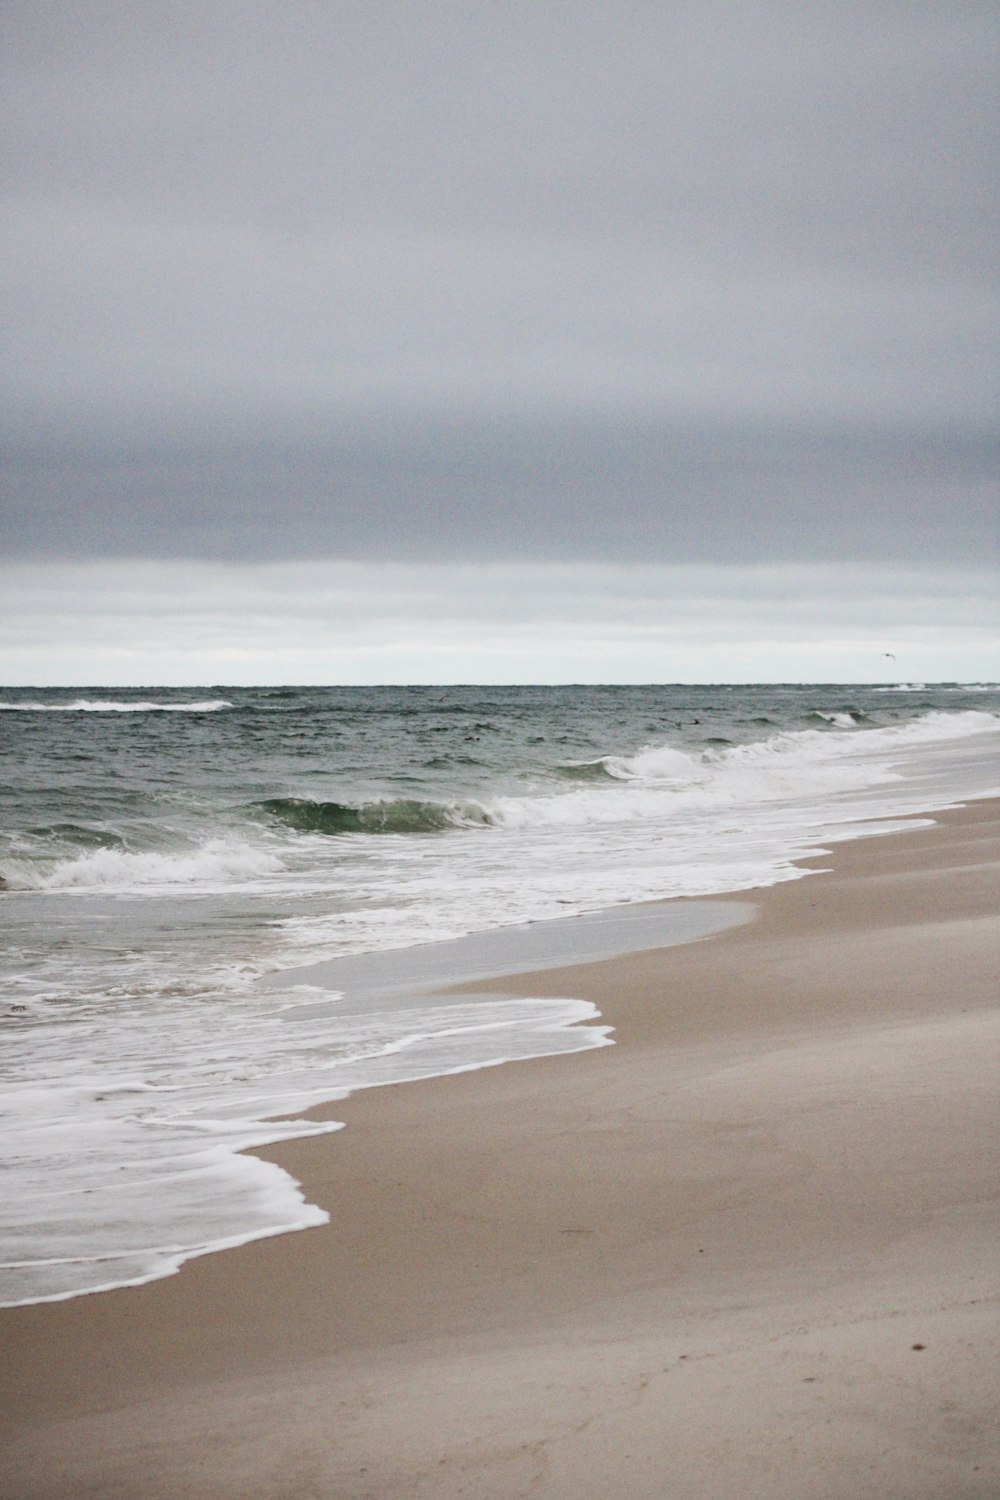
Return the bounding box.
[1,801,998,1498]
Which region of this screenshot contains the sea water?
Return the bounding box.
[1,683,997,1304]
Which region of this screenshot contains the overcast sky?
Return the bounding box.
[2,2,997,682]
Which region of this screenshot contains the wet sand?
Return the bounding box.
[2,801,998,1498]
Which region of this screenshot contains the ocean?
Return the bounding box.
[1,682,997,1306]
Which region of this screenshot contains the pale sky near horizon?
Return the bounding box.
[2,2,997,684]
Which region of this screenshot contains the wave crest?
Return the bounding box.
[556,744,701,783]
[2,839,282,892]
[0,699,231,713]
[254,796,492,836]
[806,710,864,728]
[552,760,618,783]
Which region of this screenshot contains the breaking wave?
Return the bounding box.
[0,699,232,713]
[27,823,128,851]
[254,796,493,836]
[255,710,1000,844]
[555,744,699,783]
[503,711,999,827]
[2,839,282,892]
[806,710,865,728]
[3,711,994,896]
[553,760,621,783]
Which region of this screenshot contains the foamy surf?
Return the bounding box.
[0,991,611,1305]
[1,684,997,1304]
[8,838,285,893]
[0,698,232,712]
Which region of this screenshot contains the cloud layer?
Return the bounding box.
[3,558,996,685]
[3,3,996,571]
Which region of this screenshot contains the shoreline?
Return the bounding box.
[2,799,998,1498]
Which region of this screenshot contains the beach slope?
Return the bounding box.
[1,802,998,1499]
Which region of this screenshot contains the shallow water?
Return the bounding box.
[2,682,997,1303]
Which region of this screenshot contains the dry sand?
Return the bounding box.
[1,801,998,1499]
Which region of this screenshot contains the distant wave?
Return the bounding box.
[254,795,492,836]
[0,699,232,713]
[806,710,865,728]
[258,711,999,843]
[875,683,999,693]
[491,710,1000,830]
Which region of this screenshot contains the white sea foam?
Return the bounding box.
[0,698,232,712]
[483,711,998,831]
[275,712,1000,967]
[600,743,702,780]
[2,696,998,1306]
[0,991,609,1304]
[873,683,999,693]
[813,711,859,727]
[8,839,284,892]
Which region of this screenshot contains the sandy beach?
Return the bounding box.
[2,799,997,1499]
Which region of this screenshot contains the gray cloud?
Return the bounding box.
[5,414,996,564]
[2,2,997,567]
